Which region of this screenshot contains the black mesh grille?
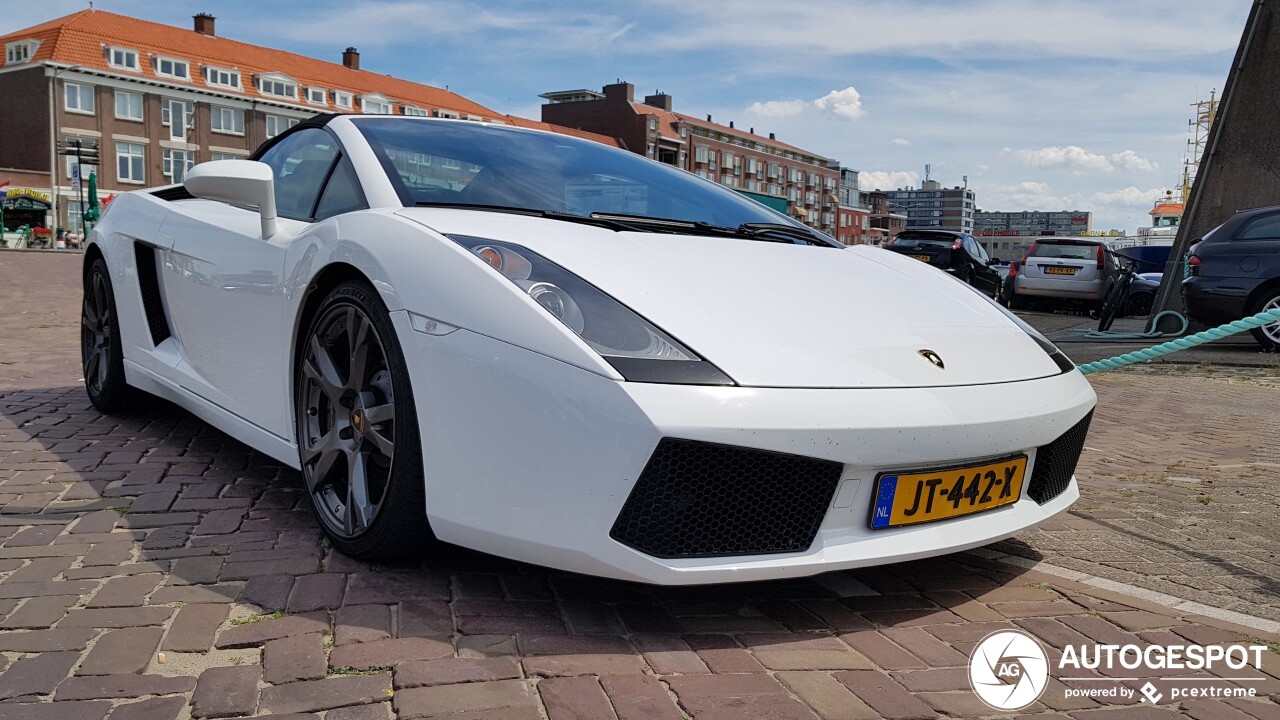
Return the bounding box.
[133,242,171,345]
[1027,411,1093,504]
[610,439,843,559]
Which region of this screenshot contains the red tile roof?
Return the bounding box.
[673,112,829,161]
[630,103,685,143]
[0,9,621,148]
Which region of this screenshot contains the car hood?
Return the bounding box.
[398,208,1065,388]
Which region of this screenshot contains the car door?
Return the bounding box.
[964,235,999,294]
[162,128,342,438]
[1217,210,1280,283]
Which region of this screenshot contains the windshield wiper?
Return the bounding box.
[414,202,636,231]
[590,213,835,246]
[735,222,837,246]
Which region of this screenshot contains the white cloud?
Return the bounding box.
[1110,150,1158,171]
[891,138,911,146]
[1013,146,1114,172]
[813,87,865,120]
[746,99,808,118]
[1091,187,1165,206]
[860,170,920,191]
[982,181,1079,211]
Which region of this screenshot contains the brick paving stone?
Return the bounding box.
[0,651,80,699]
[665,674,819,720]
[149,582,241,604]
[458,614,565,635]
[4,556,75,582]
[457,634,518,658]
[0,700,112,720]
[328,636,454,670]
[560,600,626,635]
[832,670,935,720]
[631,634,710,675]
[1181,700,1261,720]
[264,633,327,684]
[168,556,223,585]
[776,671,880,720]
[285,573,346,612]
[524,653,648,677]
[221,558,319,580]
[881,626,971,667]
[327,705,392,720]
[81,542,134,566]
[1225,699,1280,720]
[56,674,196,700]
[4,525,63,547]
[754,650,875,671]
[797,599,875,631]
[839,631,928,670]
[191,665,260,718]
[518,634,633,656]
[888,667,969,693]
[193,508,244,535]
[215,611,329,648]
[394,657,521,689]
[600,675,685,720]
[345,572,449,604]
[259,673,394,715]
[918,690,1003,716]
[0,579,97,599]
[0,594,79,629]
[61,606,173,628]
[538,676,618,720]
[0,627,97,652]
[104,696,186,720]
[335,603,391,645]
[78,627,164,675]
[161,603,229,652]
[69,510,120,535]
[86,573,162,607]
[394,678,535,719]
[237,574,294,610]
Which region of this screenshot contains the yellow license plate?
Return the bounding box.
[1045,266,1077,275]
[911,255,931,262]
[869,455,1027,529]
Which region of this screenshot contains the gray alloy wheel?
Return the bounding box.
[81,258,134,412]
[296,281,432,558]
[1250,292,1280,351]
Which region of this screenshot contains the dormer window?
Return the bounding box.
[402,105,427,117]
[361,94,392,114]
[257,73,298,100]
[333,91,353,109]
[433,109,460,119]
[305,87,327,105]
[204,66,241,90]
[107,47,139,71]
[155,56,190,80]
[5,40,38,65]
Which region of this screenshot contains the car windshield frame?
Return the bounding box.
[350,117,806,232]
[1028,242,1100,260]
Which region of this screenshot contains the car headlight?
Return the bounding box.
[450,235,734,385]
[960,280,1077,374]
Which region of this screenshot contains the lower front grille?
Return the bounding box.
[610,439,843,559]
[1026,411,1093,504]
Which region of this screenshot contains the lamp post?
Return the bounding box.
[47,63,81,245]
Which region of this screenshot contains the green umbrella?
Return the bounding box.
[85,172,99,224]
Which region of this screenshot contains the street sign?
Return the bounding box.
[71,162,81,193]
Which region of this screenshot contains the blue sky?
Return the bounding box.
[4,0,1253,232]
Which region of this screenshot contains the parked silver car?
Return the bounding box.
[1010,238,1118,312]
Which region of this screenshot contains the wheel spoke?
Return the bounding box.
[305,336,345,400]
[302,430,343,488]
[347,310,372,389]
[363,402,394,425]
[96,348,109,388]
[347,451,375,534]
[82,299,99,330]
[84,350,101,387]
[365,426,394,462]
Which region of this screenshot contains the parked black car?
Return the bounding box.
[1183,205,1280,350]
[999,260,1019,306]
[884,230,1002,296]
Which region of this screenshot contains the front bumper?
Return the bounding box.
[395,313,1097,585]
[1015,276,1104,302]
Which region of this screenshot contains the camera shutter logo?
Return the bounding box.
[969,630,1050,711]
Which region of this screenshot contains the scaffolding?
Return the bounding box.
[1182,90,1219,203]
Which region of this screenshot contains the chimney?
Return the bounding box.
[706,114,712,122]
[749,127,754,134]
[342,47,360,70]
[728,121,734,129]
[603,82,634,102]
[643,92,672,111]
[193,13,215,36]
[769,132,776,139]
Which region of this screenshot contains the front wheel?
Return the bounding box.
[82,258,136,412]
[295,281,433,559]
[1096,277,1130,331]
[1248,290,1280,351]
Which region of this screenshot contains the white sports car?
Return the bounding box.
[83,115,1096,584]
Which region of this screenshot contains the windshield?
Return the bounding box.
[352,118,798,228]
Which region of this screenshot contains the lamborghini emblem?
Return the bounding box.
[918,349,945,370]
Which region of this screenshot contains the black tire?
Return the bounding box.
[1009,292,1029,311]
[1246,288,1280,351]
[1128,292,1154,318]
[295,281,434,559]
[1096,276,1130,331]
[82,258,135,412]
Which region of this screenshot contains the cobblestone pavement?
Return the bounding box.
[1,249,1278,719]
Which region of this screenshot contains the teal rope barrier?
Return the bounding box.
[1077,306,1280,375]
[1077,310,1189,340]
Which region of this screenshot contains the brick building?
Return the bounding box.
[0,10,613,236]
[540,83,841,234]
[881,180,976,233]
[975,210,1092,237]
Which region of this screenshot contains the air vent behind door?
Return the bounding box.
[133,242,171,345]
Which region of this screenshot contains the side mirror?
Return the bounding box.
[184,160,279,239]
[988,258,1000,266]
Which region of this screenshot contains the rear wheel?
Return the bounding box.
[1248,289,1280,351]
[1009,291,1029,311]
[295,281,433,559]
[82,259,135,412]
[1128,292,1154,318]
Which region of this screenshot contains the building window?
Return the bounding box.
[694,146,709,163]
[211,151,248,161]
[362,95,392,114]
[402,105,428,117]
[64,82,95,114]
[116,142,145,183]
[163,149,196,182]
[108,47,139,71]
[65,153,97,181]
[258,76,297,99]
[334,91,353,109]
[648,117,657,130]
[305,87,327,105]
[114,90,143,121]
[156,57,190,80]
[204,67,241,90]
[6,40,38,65]
[162,99,194,141]
[211,106,245,134]
[265,114,299,138]
[433,109,460,119]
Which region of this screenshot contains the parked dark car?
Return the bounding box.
[884,230,1002,296]
[1126,273,1161,317]
[999,260,1020,306]
[1184,205,1280,350]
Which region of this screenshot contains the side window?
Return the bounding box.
[257,128,339,220]
[315,155,368,221]
[1236,213,1280,241]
